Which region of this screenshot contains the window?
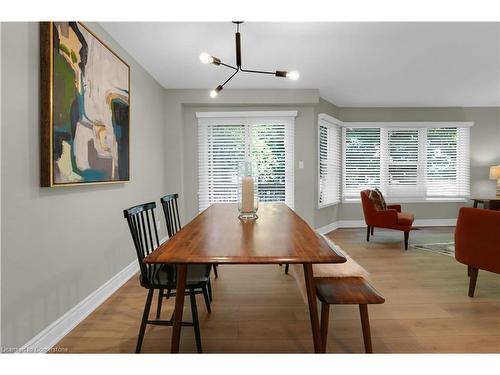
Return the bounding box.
[197,111,295,211]
[426,127,470,198]
[318,114,341,207]
[342,122,472,201]
[343,127,381,199]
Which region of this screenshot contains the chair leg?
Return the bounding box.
[366,226,371,242]
[285,264,289,274]
[202,285,212,313]
[320,302,330,353]
[359,304,373,354]
[467,265,471,277]
[213,264,219,279]
[371,226,374,236]
[189,289,202,353]
[207,278,213,301]
[404,231,409,250]
[156,289,164,319]
[468,267,479,297]
[165,288,171,299]
[136,289,154,353]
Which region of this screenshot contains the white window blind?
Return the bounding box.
[426,127,470,198]
[343,128,381,198]
[343,123,471,201]
[198,112,295,211]
[318,115,341,207]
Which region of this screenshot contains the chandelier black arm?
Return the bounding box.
[219,61,238,70]
[239,67,276,75]
[220,68,240,88]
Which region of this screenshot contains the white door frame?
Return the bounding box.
[0,21,3,349]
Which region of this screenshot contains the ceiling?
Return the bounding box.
[100,22,500,107]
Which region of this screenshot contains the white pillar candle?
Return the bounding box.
[241,176,254,212]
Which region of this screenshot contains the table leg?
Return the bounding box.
[171,264,187,353]
[303,263,322,353]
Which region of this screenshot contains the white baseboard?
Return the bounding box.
[17,235,169,353]
[413,218,457,227]
[316,218,456,234]
[316,221,340,235]
[17,259,139,353]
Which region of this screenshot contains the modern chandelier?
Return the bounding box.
[200,21,300,98]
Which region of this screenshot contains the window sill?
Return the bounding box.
[342,197,469,204]
[317,201,341,209]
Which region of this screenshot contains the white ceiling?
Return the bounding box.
[100,22,500,107]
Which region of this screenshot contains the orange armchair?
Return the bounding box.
[455,207,500,297]
[360,189,414,250]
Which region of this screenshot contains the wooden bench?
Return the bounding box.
[315,277,385,353]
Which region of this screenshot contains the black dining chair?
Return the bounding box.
[123,201,210,353]
[280,264,290,274]
[160,193,217,310]
[160,193,219,284]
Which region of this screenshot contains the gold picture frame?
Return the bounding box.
[40,22,131,187]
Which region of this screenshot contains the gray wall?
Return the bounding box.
[163,89,321,226]
[336,107,500,221]
[1,22,167,349]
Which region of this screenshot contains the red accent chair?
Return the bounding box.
[360,189,414,250]
[455,207,500,297]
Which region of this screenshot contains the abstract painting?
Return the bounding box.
[40,22,130,186]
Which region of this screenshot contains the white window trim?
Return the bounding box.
[344,121,474,129]
[318,113,343,208]
[196,110,298,119]
[341,121,473,203]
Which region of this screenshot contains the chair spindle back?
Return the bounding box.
[160,193,182,237]
[123,202,161,281]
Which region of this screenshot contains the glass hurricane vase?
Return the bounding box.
[237,161,259,220]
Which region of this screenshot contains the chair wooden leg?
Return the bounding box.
[404,231,409,250]
[320,302,330,353]
[202,285,212,313]
[359,304,373,353]
[467,265,471,277]
[468,267,479,297]
[213,264,219,278]
[136,289,154,353]
[165,288,171,299]
[156,289,164,319]
[189,289,202,353]
[366,226,371,242]
[285,264,289,274]
[207,278,213,301]
[371,226,374,236]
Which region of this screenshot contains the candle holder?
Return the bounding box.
[237,161,259,220]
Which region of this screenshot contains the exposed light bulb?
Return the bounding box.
[286,71,300,80]
[199,52,213,64]
[209,85,223,98]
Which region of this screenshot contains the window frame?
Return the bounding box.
[196,111,297,212]
[317,113,343,208]
[341,121,473,203]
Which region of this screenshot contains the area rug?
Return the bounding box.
[412,242,455,257]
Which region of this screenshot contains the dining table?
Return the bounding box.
[144,202,346,353]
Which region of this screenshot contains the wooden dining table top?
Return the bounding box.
[144,203,346,265]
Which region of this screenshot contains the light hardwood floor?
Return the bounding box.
[54,227,500,353]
